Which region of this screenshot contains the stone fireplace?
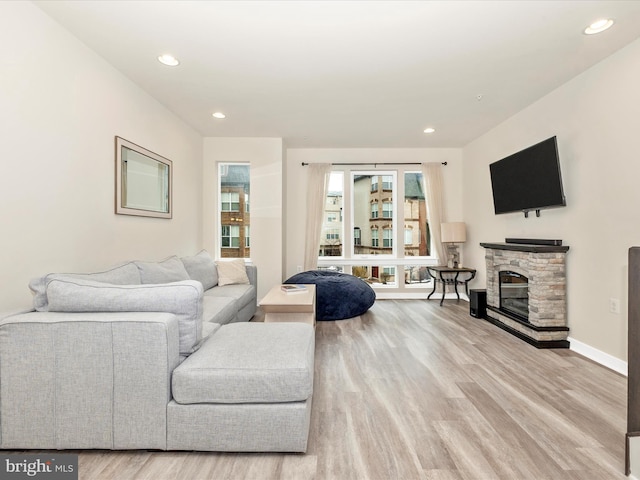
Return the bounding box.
[480,240,570,348]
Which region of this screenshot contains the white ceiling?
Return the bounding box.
[34,1,640,148]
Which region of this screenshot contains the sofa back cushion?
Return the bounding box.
[181,250,218,290]
[29,262,141,312]
[134,256,190,284]
[45,278,203,356]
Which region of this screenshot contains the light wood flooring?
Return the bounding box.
[18,300,629,479]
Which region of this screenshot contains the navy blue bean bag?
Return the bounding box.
[284,270,376,321]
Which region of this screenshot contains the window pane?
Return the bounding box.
[404,266,432,285]
[354,174,393,254]
[404,172,429,257]
[319,172,343,257]
[220,164,250,258]
[357,265,396,286]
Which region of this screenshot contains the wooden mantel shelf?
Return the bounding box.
[480,242,570,253]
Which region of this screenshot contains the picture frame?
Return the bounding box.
[115,136,172,219]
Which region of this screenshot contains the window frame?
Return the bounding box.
[317,166,437,296]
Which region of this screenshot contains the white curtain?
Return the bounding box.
[422,162,447,265]
[304,163,331,271]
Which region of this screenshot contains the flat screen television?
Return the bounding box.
[489,136,566,216]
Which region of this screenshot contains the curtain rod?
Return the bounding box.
[301,161,447,166]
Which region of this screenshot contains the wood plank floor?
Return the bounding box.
[14,299,629,479]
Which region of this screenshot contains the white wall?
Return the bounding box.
[285,148,463,280]
[202,138,283,299]
[463,38,640,363]
[0,2,202,311]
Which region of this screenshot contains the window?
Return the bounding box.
[404,228,413,245]
[221,225,240,248]
[371,202,379,219]
[404,171,429,257]
[219,163,250,258]
[326,229,340,240]
[221,192,240,212]
[383,228,393,248]
[318,168,432,294]
[382,201,393,218]
[319,172,344,257]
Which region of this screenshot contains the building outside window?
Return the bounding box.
[354,227,361,246]
[382,201,393,218]
[404,228,413,245]
[383,228,393,248]
[221,225,240,248]
[371,202,378,219]
[219,163,250,258]
[371,228,379,247]
[221,192,240,212]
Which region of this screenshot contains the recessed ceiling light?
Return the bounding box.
[157,54,179,66]
[584,18,614,35]
[423,127,436,134]
[212,112,226,119]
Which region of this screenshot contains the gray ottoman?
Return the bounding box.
[167,322,315,452]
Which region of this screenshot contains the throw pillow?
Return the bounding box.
[215,259,250,286]
[135,256,190,284]
[181,250,218,290]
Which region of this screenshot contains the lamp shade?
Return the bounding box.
[441,222,466,243]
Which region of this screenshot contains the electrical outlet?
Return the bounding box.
[296,265,303,273]
[610,298,621,314]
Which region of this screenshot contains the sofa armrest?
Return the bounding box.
[0,311,180,450]
[246,264,257,288]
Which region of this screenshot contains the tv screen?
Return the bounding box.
[489,136,566,215]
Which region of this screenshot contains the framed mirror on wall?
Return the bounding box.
[115,136,172,218]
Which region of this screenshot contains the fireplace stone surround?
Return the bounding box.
[480,241,570,349]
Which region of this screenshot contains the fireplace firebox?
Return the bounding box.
[499,271,529,322]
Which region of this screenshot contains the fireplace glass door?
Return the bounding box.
[499,271,529,321]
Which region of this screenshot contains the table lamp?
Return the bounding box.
[441,222,466,268]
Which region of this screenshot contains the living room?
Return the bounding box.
[2,1,640,478]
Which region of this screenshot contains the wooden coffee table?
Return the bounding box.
[260,284,316,326]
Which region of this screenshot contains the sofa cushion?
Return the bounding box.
[215,259,250,286]
[45,278,203,356]
[204,284,256,309]
[29,262,141,312]
[181,250,218,290]
[203,296,238,325]
[135,256,190,284]
[172,323,315,404]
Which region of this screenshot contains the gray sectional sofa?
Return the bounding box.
[0,251,315,452]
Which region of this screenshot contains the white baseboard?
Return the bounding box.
[568,336,627,376]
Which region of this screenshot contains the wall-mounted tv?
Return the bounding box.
[489,136,566,217]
